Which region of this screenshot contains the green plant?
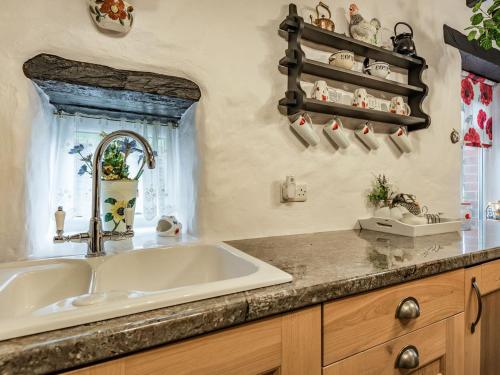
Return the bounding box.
[367,174,394,207]
[69,133,156,181]
[466,0,500,50]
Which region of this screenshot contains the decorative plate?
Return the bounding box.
[89,0,134,33]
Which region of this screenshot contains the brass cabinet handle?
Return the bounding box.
[471,277,483,334]
[395,345,420,369]
[396,297,421,320]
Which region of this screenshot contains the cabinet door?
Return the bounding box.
[465,260,500,375]
[65,306,321,375]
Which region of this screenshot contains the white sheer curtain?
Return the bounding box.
[48,113,181,235]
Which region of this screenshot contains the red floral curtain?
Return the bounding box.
[461,72,494,148]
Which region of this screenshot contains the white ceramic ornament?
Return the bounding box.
[89,0,134,34]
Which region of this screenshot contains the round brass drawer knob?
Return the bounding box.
[395,345,420,369]
[396,297,421,320]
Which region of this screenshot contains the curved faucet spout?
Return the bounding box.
[88,130,156,256]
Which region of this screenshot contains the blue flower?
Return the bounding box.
[69,144,84,155]
[119,138,137,153]
[78,165,88,176]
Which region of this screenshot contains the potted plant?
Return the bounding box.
[367,174,394,217]
[69,135,155,232]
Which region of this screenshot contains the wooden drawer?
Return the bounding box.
[323,270,464,365]
[323,314,464,375]
[481,258,500,295]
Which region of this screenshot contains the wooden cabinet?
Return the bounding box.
[65,306,321,375]
[65,264,500,375]
[464,259,500,375]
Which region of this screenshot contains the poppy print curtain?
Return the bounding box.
[461,72,494,148]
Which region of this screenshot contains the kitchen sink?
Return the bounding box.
[0,243,292,341]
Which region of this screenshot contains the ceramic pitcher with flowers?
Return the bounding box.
[89,0,134,33]
[69,135,156,232]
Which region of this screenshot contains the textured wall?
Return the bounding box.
[0,0,473,258]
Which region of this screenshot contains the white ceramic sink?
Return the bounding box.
[0,243,291,341]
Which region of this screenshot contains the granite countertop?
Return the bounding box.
[2,221,500,374]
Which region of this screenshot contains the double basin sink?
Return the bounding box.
[0,243,292,341]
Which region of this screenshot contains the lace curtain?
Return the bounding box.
[50,114,180,233]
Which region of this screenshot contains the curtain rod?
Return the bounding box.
[54,110,179,128]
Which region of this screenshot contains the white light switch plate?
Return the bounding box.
[281,183,307,202]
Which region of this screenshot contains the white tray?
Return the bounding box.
[358,217,461,237]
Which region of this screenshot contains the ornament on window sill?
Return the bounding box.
[89,0,134,34]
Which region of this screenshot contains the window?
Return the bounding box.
[50,113,181,234]
[460,71,497,220]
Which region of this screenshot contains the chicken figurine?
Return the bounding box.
[348,4,381,45]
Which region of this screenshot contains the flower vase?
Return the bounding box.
[89,0,134,34]
[101,180,138,232]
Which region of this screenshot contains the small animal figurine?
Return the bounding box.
[348,3,381,45]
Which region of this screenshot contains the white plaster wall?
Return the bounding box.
[0,0,473,258]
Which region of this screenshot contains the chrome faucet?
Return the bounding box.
[54,131,156,257]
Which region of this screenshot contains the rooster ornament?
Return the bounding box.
[348,4,381,45]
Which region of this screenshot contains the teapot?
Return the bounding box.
[310,2,335,32]
[391,22,417,56]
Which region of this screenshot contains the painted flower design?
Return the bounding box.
[104,197,136,231]
[464,127,481,147]
[100,0,127,20]
[486,117,493,141]
[110,200,127,222]
[477,109,487,129]
[461,78,474,105]
[480,83,493,106]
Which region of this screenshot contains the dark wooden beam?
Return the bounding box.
[443,24,500,82]
[23,54,201,125]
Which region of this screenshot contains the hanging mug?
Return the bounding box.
[312,80,330,102]
[352,88,368,109]
[290,113,320,146]
[389,96,411,116]
[323,117,350,149]
[355,122,379,150]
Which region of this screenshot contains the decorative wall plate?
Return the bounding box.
[89,0,134,33]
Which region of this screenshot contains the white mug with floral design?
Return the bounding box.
[352,88,369,109]
[290,113,320,146]
[389,96,411,116]
[89,0,134,33]
[312,80,330,102]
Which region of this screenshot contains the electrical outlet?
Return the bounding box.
[281,183,307,202]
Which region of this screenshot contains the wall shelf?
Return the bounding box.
[279,3,430,132]
[280,57,425,97]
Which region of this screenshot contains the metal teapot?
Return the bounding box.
[391,22,417,56]
[310,2,335,32]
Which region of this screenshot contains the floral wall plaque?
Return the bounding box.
[89,0,134,33]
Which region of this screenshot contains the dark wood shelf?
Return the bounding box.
[302,98,426,127]
[300,24,423,69]
[280,58,424,97]
[278,3,430,131]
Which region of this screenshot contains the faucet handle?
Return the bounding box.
[55,206,66,235]
[125,207,135,230]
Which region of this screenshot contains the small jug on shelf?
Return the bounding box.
[310,2,335,32]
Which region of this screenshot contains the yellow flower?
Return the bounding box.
[110,200,127,222]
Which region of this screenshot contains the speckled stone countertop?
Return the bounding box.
[2,222,500,374]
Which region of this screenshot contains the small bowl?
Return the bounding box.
[329,50,355,70]
[363,61,391,79]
